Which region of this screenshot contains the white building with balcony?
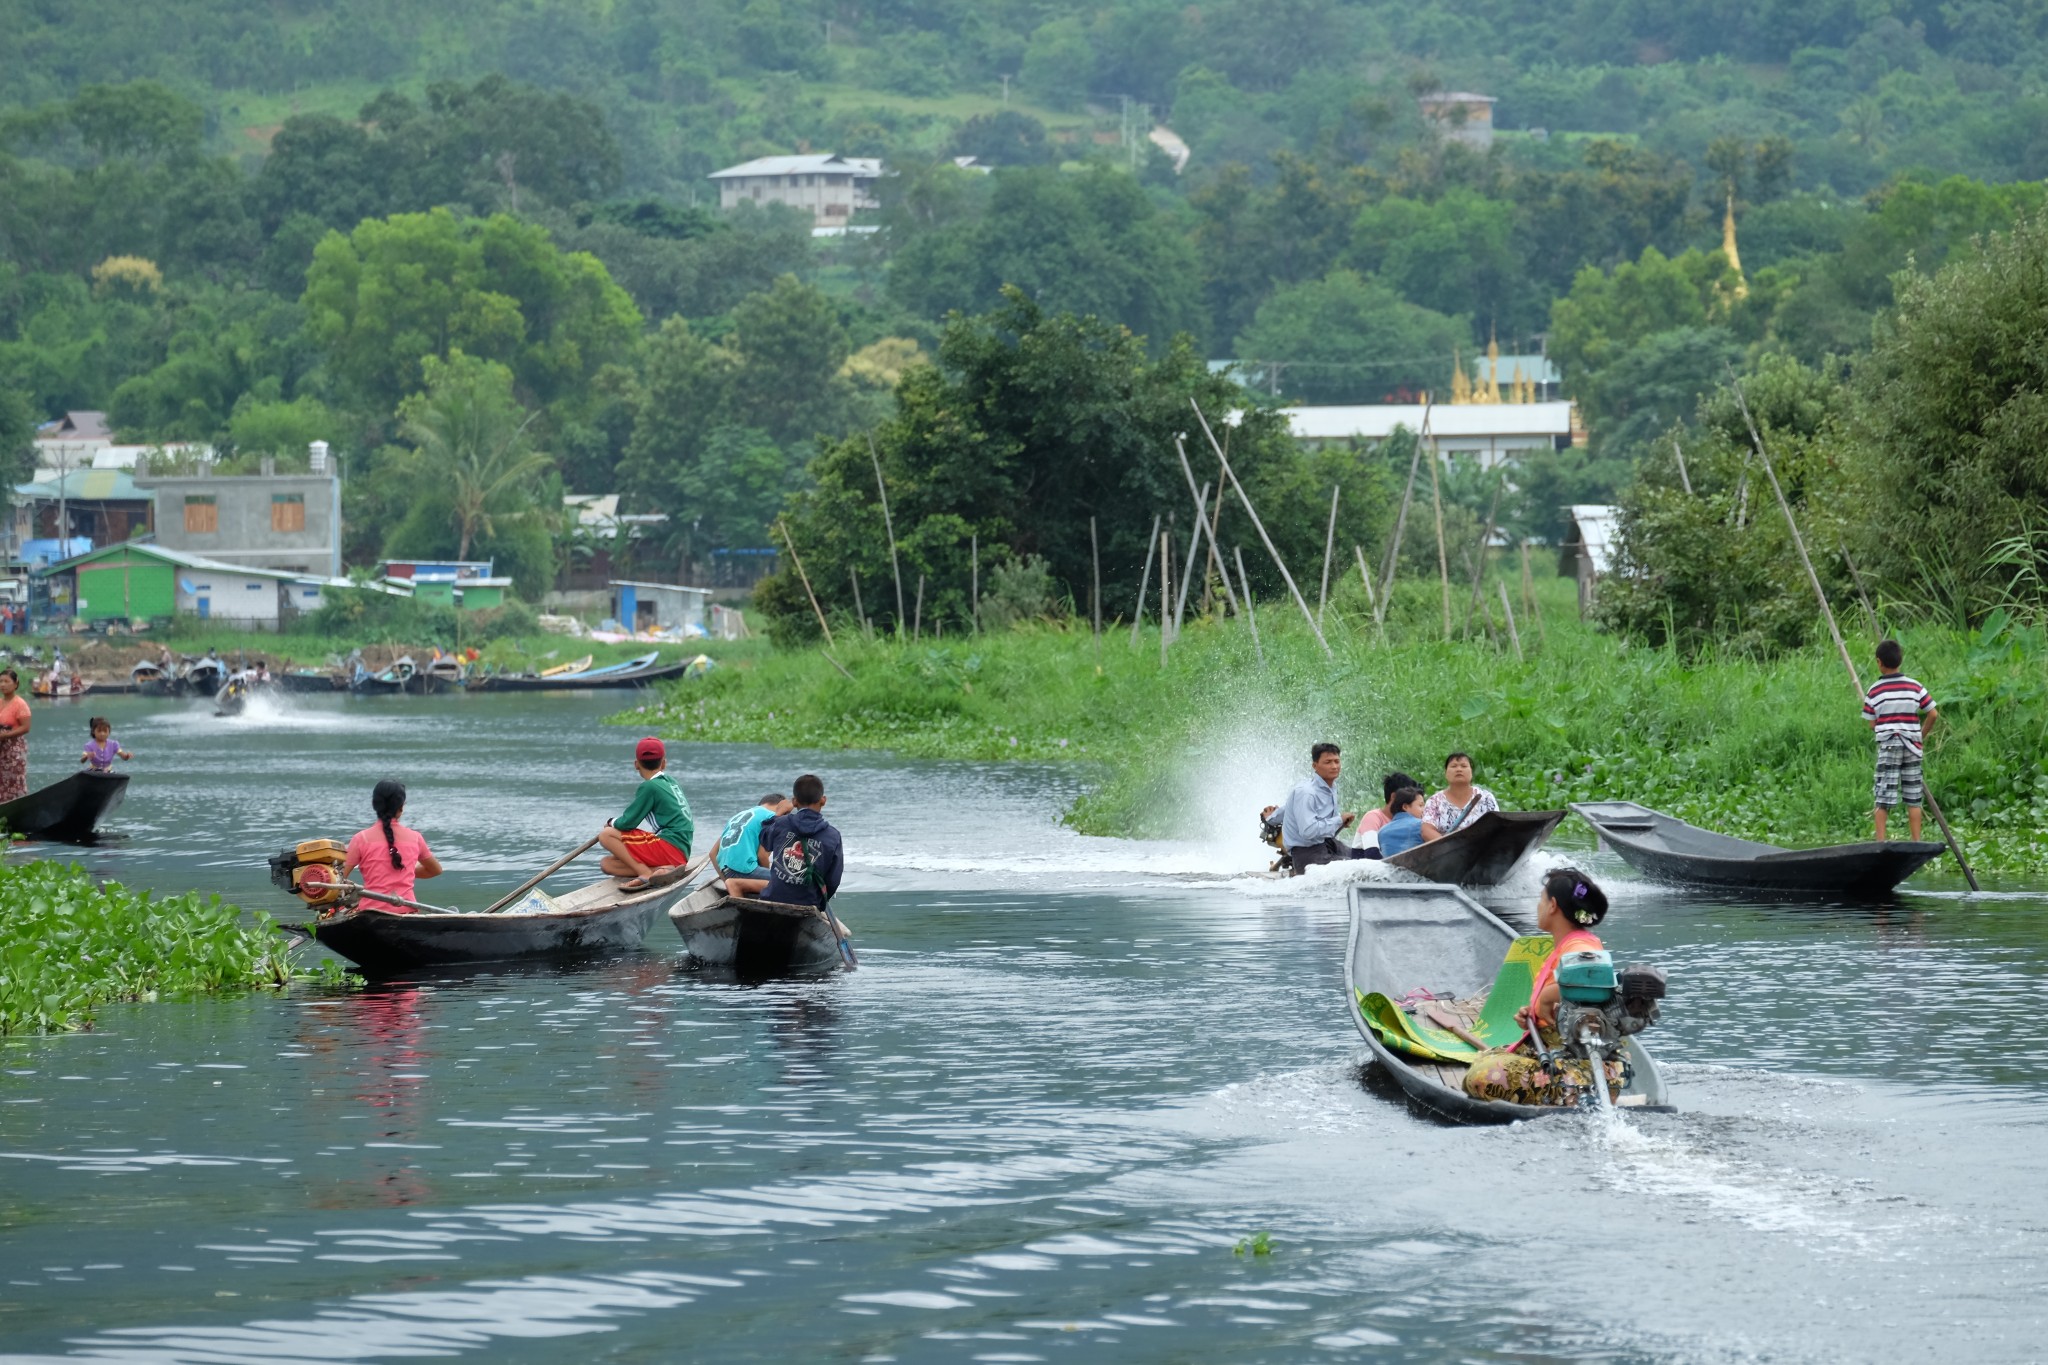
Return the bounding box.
[708,154,882,227]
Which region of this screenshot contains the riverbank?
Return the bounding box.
[624,590,2048,874]
[0,859,304,1034]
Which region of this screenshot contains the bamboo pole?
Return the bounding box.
[1173,489,1206,638]
[971,532,979,634]
[1189,401,1331,655]
[1159,530,1171,668]
[1234,545,1263,667]
[849,567,868,638]
[1206,453,1226,613]
[1463,466,1505,637]
[1498,580,1523,660]
[1090,515,1102,648]
[1672,436,1694,494]
[1427,429,1451,641]
[1354,543,1378,616]
[912,573,924,641]
[1728,369,1978,891]
[1843,543,1880,639]
[1130,513,1161,647]
[1520,542,1546,649]
[1380,403,1430,596]
[866,432,905,633]
[1318,482,1340,627]
[1173,438,1238,616]
[776,518,833,647]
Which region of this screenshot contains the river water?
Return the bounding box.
[1,691,2045,1362]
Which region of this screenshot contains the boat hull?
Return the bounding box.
[1571,801,1945,895]
[1384,809,1564,887]
[468,658,696,692]
[1345,882,1669,1124]
[277,671,342,693]
[0,772,128,842]
[668,884,849,974]
[312,882,682,975]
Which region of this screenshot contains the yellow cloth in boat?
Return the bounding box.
[1355,934,1553,1064]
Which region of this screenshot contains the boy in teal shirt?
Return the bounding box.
[716,792,790,896]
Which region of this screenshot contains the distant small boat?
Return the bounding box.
[31,676,90,699]
[668,882,853,975]
[350,656,417,694]
[0,772,128,843]
[416,657,467,693]
[181,657,227,695]
[277,668,342,693]
[538,654,594,678]
[1383,809,1565,888]
[467,654,698,692]
[1571,801,1946,896]
[130,661,175,696]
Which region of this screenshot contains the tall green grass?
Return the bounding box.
[625,576,2048,874]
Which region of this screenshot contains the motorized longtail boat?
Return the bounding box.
[270,840,708,975]
[1345,882,1670,1124]
[1571,800,1945,896]
[1383,809,1566,887]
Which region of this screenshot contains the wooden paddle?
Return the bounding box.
[484,834,600,914]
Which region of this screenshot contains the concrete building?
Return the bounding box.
[1418,92,1496,151]
[708,154,881,226]
[1559,504,1621,617]
[1284,402,1576,466]
[136,452,342,577]
[43,542,326,629]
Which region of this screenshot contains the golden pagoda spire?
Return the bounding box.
[1451,347,1472,404]
[1482,328,1502,403]
[1722,191,1748,300]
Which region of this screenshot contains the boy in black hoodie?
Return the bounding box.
[759,773,844,909]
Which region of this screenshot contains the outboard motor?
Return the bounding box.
[268,839,349,907]
[1542,950,1669,1112]
[1258,809,1291,873]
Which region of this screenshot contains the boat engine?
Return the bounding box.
[268,839,349,907]
[1258,807,1291,872]
[1550,950,1667,1057]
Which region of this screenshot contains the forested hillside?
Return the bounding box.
[5,0,2048,629]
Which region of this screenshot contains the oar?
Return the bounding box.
[820,890,858,969]
[337,885,462,914]
[483,835,601,914]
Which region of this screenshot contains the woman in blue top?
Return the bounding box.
[1375,786,1443,858]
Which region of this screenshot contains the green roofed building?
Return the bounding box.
[42,541,330,629]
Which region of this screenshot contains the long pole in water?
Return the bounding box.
[1318,482,1340,627]
[1173,486,1207,637]
[1130,513,1160,647]
[1728,369,1978,891]
[777,518,834,647]
[866,432,905,633]
[1234,545,1263,667]
[1190,401,1331,655]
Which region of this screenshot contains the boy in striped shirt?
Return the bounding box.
[1863,639,1938,841]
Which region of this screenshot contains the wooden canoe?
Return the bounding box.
[1383,809,1565,887]
[538,654,595,677]
[1344,882,1670,1124]
[308,872,699,975]
[668,882,852,975]
[466,656,698,692]
[0,772,128,843]
[1572,800,1946,895]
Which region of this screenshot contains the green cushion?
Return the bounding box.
[1356,934,1552,1063]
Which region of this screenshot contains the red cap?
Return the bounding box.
[635,736,666,765]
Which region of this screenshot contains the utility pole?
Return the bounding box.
[1000,74,1010,104]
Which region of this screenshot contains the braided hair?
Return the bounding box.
[371,779,407,871]
[1541,866,1608,928]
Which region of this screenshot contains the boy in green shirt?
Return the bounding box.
[598,736,695,889]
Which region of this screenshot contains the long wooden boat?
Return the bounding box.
[31,676,91,699]
[1571,800,1945,895]
[276,668,343,693]
[304,872,701,975]
[539,653,595,677]
[0,772,128,842]
[130,661,175,695]
[668,882,853,974]
[467,655,698,692]
[1344,882,1670,1124]
[1383,809,1565,887]
[181,657,227,695]
[350,655,417,694]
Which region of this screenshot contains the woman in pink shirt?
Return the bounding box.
[0,669,31,802]
[341,779,443,911]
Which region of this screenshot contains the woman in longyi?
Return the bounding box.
[1462,868,1624,1106]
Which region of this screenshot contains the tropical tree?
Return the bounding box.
[395,351,552,563]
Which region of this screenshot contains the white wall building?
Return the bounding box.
[708,154,882,226]
[1283,402,1576,466]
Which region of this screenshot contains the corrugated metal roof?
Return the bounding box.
[1284,402,1575,441]
[1567,504,1620,574]
[709,153,882,179]
[42,540,314,582]
[15,467,146,501]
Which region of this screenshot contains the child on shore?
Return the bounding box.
[1863,639,1938,841]
[79,717,130,773]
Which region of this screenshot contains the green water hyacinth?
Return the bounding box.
[0,860,298,1034]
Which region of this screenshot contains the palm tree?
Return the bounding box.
[398,352,553,561]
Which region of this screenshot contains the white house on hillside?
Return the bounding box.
[709,154,882,226]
